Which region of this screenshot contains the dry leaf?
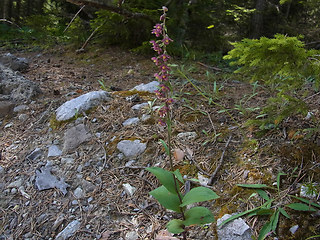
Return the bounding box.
[155,229,179,240]
[173,148,185,162]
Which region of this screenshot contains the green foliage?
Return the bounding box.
[224,34,320,130]
[220,174,320,240]
[147,167,219,235]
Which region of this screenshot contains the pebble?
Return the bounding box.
[122,117,140,126]
[11,188,17,194]
[48,145,62,157]
[131,102,148,111]
[55,220,81,240]
[0,165,4,175]
[117,140,147,158]
[123,183,137,196]
[4,123,13,128]
[18,114,28,121]
[289,225,299,234]
[74,187,84,199]
[177,132,198,142]
[125,231,139,240]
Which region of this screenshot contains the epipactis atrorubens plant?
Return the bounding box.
[146,7,219,237]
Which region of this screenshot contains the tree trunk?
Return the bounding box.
[251,0,266,39]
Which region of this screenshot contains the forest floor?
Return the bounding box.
[0,45,320,240]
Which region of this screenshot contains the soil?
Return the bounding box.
[0,45,319,240]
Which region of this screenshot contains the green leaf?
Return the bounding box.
[167,219,185,234]
[183,207,215,226]
[256,189,270,201]
[180,187,219,207]
[159,139,170,156]
[271,210,280,232]
[146,167,178,194]
[149,186,181,213]
[276,172,286,191]
[258,221,272,240]
[278,207,290,219]
[256,208,274,216]
[291,196,320,209]
[173,169,184,184]
[286,203,317,211]
[219,207,260,227]
[237,184,271,189]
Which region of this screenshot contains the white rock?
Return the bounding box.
[177,132,198,142]
[56,91,111,121]
[198,173,210,186]
[61,157,74,165]
[123,117,140,126]
[131,102,148,111]
[123,183,137,196]
[74,187,84,199]
[125,231,139,240]
[131,81,159,93]
[55,220,81,240]
[141,114,151,122]
[48,145,62,157]
[14,105,29,112]
[289,225,299,234]
[117,140,146,158]
[217,214,252,240]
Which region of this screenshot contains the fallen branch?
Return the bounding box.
[208,135,232,185]
[0,19,22,30]
[63,5,86,33]
[67,0,154,23]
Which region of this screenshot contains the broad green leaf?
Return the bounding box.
[278,207,290,219]
[291,196,320,209]
[219,207,260,227]
[180,187,219,207]
[237,183,271,189]
[159,139,170,156]
[256,189,270,201]
[149,186,181,213]
[271,210,280,232]
[146,167,178,194]
[258,221,272,240]
[166,219,185,234]
[286,203,317,211]
[256,208,274,216]
[183,207,214,226]
[276,172,286,191]
[173,169,184,184]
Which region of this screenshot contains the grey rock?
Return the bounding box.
[289,225,299,234]
[13,105,29,113]
[0,101,15,117]
[217,214,252,240]
[7,178,23,188]
[122,117,140,126]
[55,220,81,240]
[123,183,136,196]
[63,124,92,153]
[117,140,147,158]
[131,81,159,93]
[81,179,96,193]
[55,91,111,121]
[48,145,62,157]
[26,148,43,161]
[11,188,17,194]
[0,53,29,72]
[61,157,74,165]
[0,63,41,101]
[18,114,28,121]
[71,200,78,205]
[131,102,148,111]
[4,122,13,128]
[141,114,151,122]
[0,165,4,175]
[35,162,69,195]
[125,231,139,240]
[73,187,84,199]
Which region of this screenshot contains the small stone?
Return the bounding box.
[77,165,83,173]
[8,178,23,188]
[131,102,148,111]
[123,183,137,196]
[26,148,43,161]
[74,187,84,199]
[18,114,28,121]
[217,214,252,240]
[126,94,140,102]
[123,117,140,126]
[125,231,139,240]
[4,123,13,128]
[117,140,147,158]
[11,188,17,194]
[289,225,299,234]
[55,220,81,240]
[48,145,62,157]
[88,197,93,203]
[61,157,74,165]
[141,114,151,122]
[198,173,210,186]
[63,124,92,153]
[13,105,29,113]
[0,165,4,175]
[71,200,78,205]
[95,132,101,138]
[131,81,159,93]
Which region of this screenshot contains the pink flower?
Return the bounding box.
[150,41,162,54]
[151,57,160,65]
[162,36,173,45]
[160,64,171,73]
[154,73,161,81]
[151,24,163,37]
[160,54,170,62]
[158,118,166,126]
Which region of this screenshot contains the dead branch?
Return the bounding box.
[0,19,22,30]
[208,135,232,185]
[63,5,86,33]
[67,0,154,23]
